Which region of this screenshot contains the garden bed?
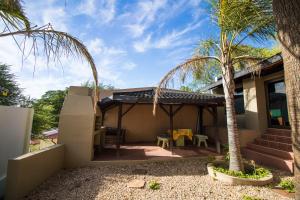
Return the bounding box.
[207,161,273,186]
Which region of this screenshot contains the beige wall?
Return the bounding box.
[206,127,258,147]
[0,106,33,197]
[58,86,95,168]
[209,71,285,146]
[5,144,64,200]
[103,104,214,143]
[243,71,285,135]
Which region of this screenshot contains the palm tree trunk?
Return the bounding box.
[222,61,244,172]
[273,0,300,198]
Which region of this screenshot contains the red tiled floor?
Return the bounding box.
[93,143,219,161]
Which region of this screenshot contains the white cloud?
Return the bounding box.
[122,62,137,71]
[133,34,152,53]
[133,21,204,52]
[78,0,116,24]
[123,0,168,38]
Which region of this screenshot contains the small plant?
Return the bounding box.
[242,195,262,200]
[207,155,215,162]
[213,164,270,179]
[222,144,230,161]
[279,179,295,193]
[148,180,160,190]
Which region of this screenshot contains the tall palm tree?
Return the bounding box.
[272,0,300,197]
[154,0,275,172]
[0,0,99,107]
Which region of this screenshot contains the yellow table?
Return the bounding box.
[172,129,193,141]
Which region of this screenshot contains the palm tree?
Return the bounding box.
[272,0,300,197]
[0,0,99,107]
[154,0,275,172]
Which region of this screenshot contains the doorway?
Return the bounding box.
[266,79,290,129]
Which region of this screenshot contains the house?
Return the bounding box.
[202,53,294,173]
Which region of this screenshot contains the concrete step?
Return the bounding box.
[261,134,292,144]
[242,148,294,173]
[247,143,293,160]
[254,139,292,152]
[265,128,291,137]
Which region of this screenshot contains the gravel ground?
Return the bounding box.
[25,158,294,200]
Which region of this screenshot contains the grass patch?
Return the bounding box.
[148,180,160,190]
[279,179,295,193]
[213,162,270,179]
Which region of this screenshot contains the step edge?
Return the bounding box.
[255,138,292,146]
[242,148,294,162]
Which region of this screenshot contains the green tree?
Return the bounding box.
[0,0,99,105]
[81,81,115,90]
[31,90,67,136]
[154,0,275,172]
[0,64,23,105]
[32,103,55,137]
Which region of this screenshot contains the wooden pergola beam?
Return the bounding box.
[122,103,136,117]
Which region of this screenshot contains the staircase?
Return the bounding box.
[242,128,294,173]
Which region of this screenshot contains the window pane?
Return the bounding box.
[235,87,245,114]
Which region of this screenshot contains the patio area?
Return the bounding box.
[93,144,219,161]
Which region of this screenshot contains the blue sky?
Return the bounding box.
[0,0,274,98]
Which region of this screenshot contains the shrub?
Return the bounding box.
[279,179,295,193]
[213,164,270,179]
[149,180,160,190]
[242,195,262,200]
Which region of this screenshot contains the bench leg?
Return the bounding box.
[204,140,208,148]
[197,139,201,147]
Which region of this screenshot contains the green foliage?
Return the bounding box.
[81,80,115,90]
[279,179,295,193]
[31,90,67,137]
[207,155,216,162]
[242,195,262,200]
[0,64,23,106]
[213,164,270,179]
[180,85,193,92]
[148,180,160,190]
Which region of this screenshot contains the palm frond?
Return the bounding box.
[0,0,30,31]
[210,0,275,47]
[0,24,99,104]
[195,38,221,57]
[153,56,219,114]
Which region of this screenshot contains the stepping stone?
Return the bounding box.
[127,179,145,188]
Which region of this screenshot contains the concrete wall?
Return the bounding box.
[103,104,214,143]
[58,86,95,168]
[5,144,64,200]
[0,106,33,197]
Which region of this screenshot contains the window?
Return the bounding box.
[234,87,245,114]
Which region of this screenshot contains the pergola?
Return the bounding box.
[98,87,225,156]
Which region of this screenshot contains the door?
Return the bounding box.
[266,79,290,129]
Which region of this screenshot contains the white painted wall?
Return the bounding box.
[0,106,33,198]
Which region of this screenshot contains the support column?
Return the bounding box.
[116,103,123,157]
[196,106,203,135]
[101,110,105,126]
[169,105,174,150]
